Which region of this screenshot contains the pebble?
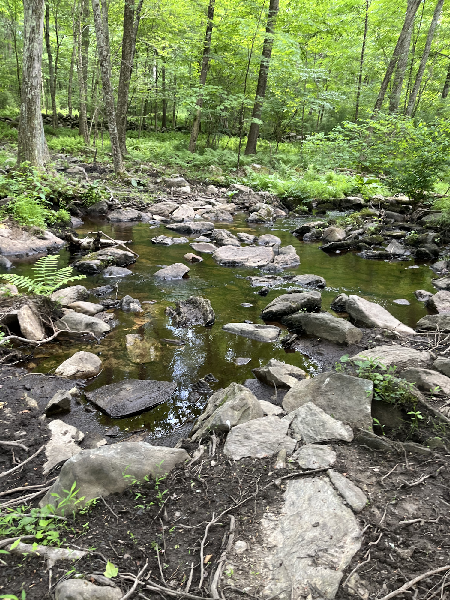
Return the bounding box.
[240,303,253,307]
[235,357,251,365]
[234,541,248,554]
[393,299,410,305]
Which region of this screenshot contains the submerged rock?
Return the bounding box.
[166,296,215,326]
[223,323,280,342]
[125,334,160,363]
[85,379,177,417]
[41,442,188,512]
[283,372,373,430]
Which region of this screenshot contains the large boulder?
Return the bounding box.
[210,229,240,246]
[149,201,178,218]
[171,204,195,222]
[345,294,415,334]
[107,209,143,222]
[55,351,102,379]
[282,372,373,430]
[252,359,307,388]
[191,383,264,441]
[166,296,215,326]
[322,226,346,242]
[247,204,274,223]
[17,304,45,341]
[426,290,450,314]
[154,263,190,280]
[264,246,300,272]
[67,301,104,316]
[261,292,321,321]
[0,226,65,258]
[54,310,110,337]
[223,416,296,460]
[416,314,450,332]
[285,402,354,443]
[400,368,450,395]
[165,221,214,235]
[55,579,122,600]
[222,323,280,342]
[434,356,450,377]
[350,344,432,370]
[40,442,189,512]
[432,277,450,291]
[51,285,89,306]
[85,379,176,417]
[258,234,281,247]
[74,248,136,274]
[212,245,274,268]
[282,312,363,344]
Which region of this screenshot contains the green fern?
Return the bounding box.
[0,255,86,296]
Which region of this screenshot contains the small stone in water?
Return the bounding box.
[408,265,420,269]
[244,320,253,324]
[241,303,253,307]
[235,357,251,365]
[393,299,410,305]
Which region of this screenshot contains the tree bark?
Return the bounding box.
[373,0,422,112]
[244,0,279,155]
[17,0,50,168]
[441,61,450,98]
[81,0,90,115]
[116,0,143,156]
[354,0,369,121]
[68,0,78,119]
[77,4,89,143]
[189,0,215,153]
[44,1,57,126]
[91,0,124,173]
[406,0,444,116]
[161,61,167,129]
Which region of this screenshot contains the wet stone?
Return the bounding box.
[85,380,177,417]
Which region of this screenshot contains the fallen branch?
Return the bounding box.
[0,328,98,347]
[211,514,235,599]
[85,230,139,257]
[120,560,148,600]
[0,440,29,451]
[5,541,86,568]
[0,486,51,508]
[0,535,36,549]
[0,445,45,479]
[0,481,55,498]
[378,565,450,600]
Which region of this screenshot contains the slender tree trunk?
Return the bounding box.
[389,5,418,113]
[68,1,78,119]
[172,75,176,128]
[116,0,143,156]
[441,61,450,98]
[10,24,21,100]
[373,0,421,112]
[161,61,167,129]
[244,0,279,155]
[44,2,57,126]
[77,7,89,143]
[406,0,444,116]
[354,0,369,121]
[18,0,50,167]
[403,1,425,112]
[91,0,124,173]
[189,0,215,153]
[81,0,90,116]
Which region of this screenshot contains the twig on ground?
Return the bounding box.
[0,480,55,498]
[120,560,148,600]
[1,512,66,521]
[155,543,166,585]
[122,574,216,599]
[0,486,51,508]
[185,563,194,593]
[368,533,383,546]
[210,514,235,599]
[0,535,36,549]
[399,473,433,488]
[342,553,371,588]
[0,445,45,480]
[381,463,399,481]
[378,565,450,600]
[100,496,119,520]
[0,440,29,451]
[264,467,328,489]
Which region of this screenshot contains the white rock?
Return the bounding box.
[55,351,102,379]
[224,416,296,460]
[44,420,84,474]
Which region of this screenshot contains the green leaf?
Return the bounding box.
[9,539,20,550]
[104,560,118,579]
[131,178,138,187]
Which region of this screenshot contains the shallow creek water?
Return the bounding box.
[12,215,437,439]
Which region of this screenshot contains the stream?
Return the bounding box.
[11,215,437,441]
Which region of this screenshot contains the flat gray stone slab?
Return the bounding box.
[293,444,336,469]
[154,263,190,280]
[346,294,415,334]
[224,416,296,460]
[223,323,280,342]
[283,311,362,344]
[283,372,373,430]
[85,379,177,417]
[285,402,354,444]
[213,245,274,268]
[351,344,432,371]
[328,469,368,512]
[258,477,362,599]
[190,242,217,254]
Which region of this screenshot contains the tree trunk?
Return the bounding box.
[18,0,50,168]
[44,2,57,127]
[244,0,279,155]
[354,0,369,121]
[441,61,450,98]
[77,6,89,143]
[389,3,418,113]
[189,0,215,153]
[116,0,143,156]
[68,1,78,119]
[91,0,124,173]
[81,0,90,115]
[373,0,422,112]
[406,0,444,116]
[162,61,167,129]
